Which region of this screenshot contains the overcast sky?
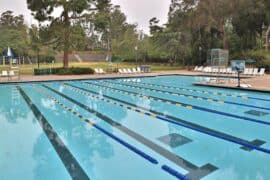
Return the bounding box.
[0,0,171,33]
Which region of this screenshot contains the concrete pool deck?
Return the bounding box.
[1,70,270,92]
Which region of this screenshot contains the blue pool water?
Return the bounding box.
[0,75,270,180]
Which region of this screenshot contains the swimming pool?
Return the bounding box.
[1,75,270,180]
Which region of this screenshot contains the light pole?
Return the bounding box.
[199,46,202,65]
[135,46,138,65]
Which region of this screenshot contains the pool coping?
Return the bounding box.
[1,71,269,94]
[0,72,247,85]
[194,82,270,94]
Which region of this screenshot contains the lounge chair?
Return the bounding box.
[94,68,100,74]
[226,68,231,74]
[132,68,138,73]
[213,68,219,74]
[9,70,15,77]
[137,67,142,73]
[243,68,249,75]
[99,68,106,74]
[118,69,124,74]
[127,69,133,73]
[123,69,128,74]
[221,68,227,74]
[194,66,199,71]
[205,67,211,73]
[1,71,8,77]
[253,68,259,76]
[197,66,203,72]
[202,67,207,73]
[259,68,265,76]
[248,68,254,75]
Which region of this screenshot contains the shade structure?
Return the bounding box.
[3,47,15,58]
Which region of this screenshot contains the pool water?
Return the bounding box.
[0,75,270,180]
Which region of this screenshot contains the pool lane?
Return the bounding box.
[117,79,270,108]
[42,84,219,180]
[83,81,270,126]
[139,75,270,101]
[100,80,270,122]
[118,80,270,102]
[17,86,89,180]
[0,86,71,180]
[104,80,270,111]
[42,82,270,179]
[75,81,270,147]
[21,84,180,180]
[61,82,270,155]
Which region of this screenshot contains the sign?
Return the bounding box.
[231,60,245,73]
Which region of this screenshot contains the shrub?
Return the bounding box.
[53,67,94,75]
[34,67,94,75]
[248,50,270,73]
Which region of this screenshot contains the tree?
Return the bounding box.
[29,25,42,68]
[231,0,267,50]
[90,2,139,61]
[27,0,94,68]
[0,11,28,56]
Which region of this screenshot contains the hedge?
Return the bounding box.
[34,67,94,75]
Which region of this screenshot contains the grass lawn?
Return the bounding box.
[0,62,183,75]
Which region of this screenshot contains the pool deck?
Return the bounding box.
[194,74,270,93]
[1,70,270,92]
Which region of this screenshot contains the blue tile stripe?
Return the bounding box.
[84,81,270,126]
[64,83,270,155]
[93,124,158,164]
[103,80,270,111]
[118,80,270,102]
[162,165,189,180]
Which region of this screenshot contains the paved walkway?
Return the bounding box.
[1,70,269,92]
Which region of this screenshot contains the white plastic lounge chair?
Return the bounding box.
[243,68,249,75]
[99,68,105,74]
[137,67,142,73]
[221,68,227,74]
[259,68,265,76]
[194,66,199,71]
[248,68,254,75]
[253,68,259,76]
[1,71,8,77]
[118,69,124,74]
[9,70,15,77]
[212,68,218,74]
[219,68,223,74]
[123,69,128,74]
[127,69,133,73]
[197,66,203,72]
[202,67,207,73]
[206,67,212,73]
[226,68,231,74]
[207,67,212,73]
[94,68,100,74]
[132,68,138,73]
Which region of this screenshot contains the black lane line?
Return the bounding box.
[43,84,218,180]
[85,81,270,126]
[17,86,90,180]
[66,83,270,154]
[103,80,270,111]
[120,80,270,102]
